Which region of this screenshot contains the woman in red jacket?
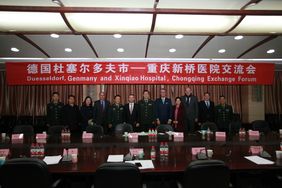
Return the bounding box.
[172,97,186,132]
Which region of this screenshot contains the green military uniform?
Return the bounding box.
[215,104,233,132]
[47,102,64,126]
[108,104,125,132]
[138,99,155,132]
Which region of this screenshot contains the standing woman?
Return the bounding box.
[80,96,94,131]
[172,97,186,132]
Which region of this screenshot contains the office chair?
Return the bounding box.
[156,124,173,133]
[94,162,142,188]
[201,122,218,132]
[0,158,60,188]
[115,123,133,136]
[252,120,270,133]
[48,125,64,137]
[182,160,230,188]
[13,125,34,136]
[86,125,104,136]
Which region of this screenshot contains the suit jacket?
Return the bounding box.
[181,94,198,120]
[107,104,125,126]
[155,98,172,124]
[138,99,155,125]
[93,100,110,125]
[61,104,81,132]
[198,100,215,123]
[124,103,138,126]
[172,104,185,132]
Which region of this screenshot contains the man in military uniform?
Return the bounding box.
[46,92,64,127]
[108,95,125,134]
[138,90,155,132]
[215,95,233,132]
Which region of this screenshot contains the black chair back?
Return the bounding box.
[156,124,173,133]
[229,121,242,134]
[48,125,64,136]
[94,162,142,188]
[183,160,230,188]
[86,125,104,135]
[0,158,52,188]
[252,120,270,133]
[201,122,217,132]
[13,125,34,136]
[115,123,133,136]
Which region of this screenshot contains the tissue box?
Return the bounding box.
[82,131,93,139]
[36,133,47,143]
[191,147,206,155]
[12,134,24,144]
[249,146,263,155]
[215,132,226,141]
[173,132,184,142]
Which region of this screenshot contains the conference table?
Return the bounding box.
[0,131,282,175]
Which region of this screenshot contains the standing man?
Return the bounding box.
[198,92,215,125]
[155,88,172,125]
[215,95,233,132]
[46,92,64,127]
[93,92,110,134]
[138,90,155,132]
[124,94,139,132]
[181,87,198,133]
[107,95,125,135]
[62,95,81,133]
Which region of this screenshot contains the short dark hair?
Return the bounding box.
[175,97,181,101]
[52,92,59,96]
[219,95,225,99]
[143,90,150,94]
[204,92,210,96]
[128,94,135,97]
[114,95,121,99]
[68,95,75,99]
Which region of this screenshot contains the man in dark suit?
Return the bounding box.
[46,92,64,127]
[138,90,155,132]
[93,92,110,134]
[61,95,81,133]
[198,92,215,125]
[108,95,125,135]
[215,95,233,132]
[124,94,139,132]
[155,88,172,125]
[181,87,198,133]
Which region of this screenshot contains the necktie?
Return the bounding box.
[101,100,105,111]
[206,101,210,108]
[162,98,165,104]
[130,103,133,114]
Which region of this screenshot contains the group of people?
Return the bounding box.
[46,87,233,134]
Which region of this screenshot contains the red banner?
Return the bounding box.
[6,62,274,85]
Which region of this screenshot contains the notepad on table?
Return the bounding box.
[244,155,274,165]
[107,155,124,162]
[43,155,62,165]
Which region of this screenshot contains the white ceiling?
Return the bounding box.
[0,0,281,70]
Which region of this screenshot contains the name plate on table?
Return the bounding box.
[82,131,93,139]
[173,132,184,142]
[250,146,263,155]
[128,133,138,138]
[36,133,47,139]
[215,132,226,141]
[12,134,24,143]
[0,149,10,157]
[248,130,260,136]
[191,147,206,155]
[63,148,78,155]
[130,148,144,156]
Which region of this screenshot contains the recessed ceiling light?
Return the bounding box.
[50,33,60,38]
[234,35,243,40]
[52,0,64,6]
[169,48,176,53]
[113,34,122,38]
[64,48,72,52]
[175,34,183,39]
[267,49,275,54]
[218,49,226,53]
[10,47,19,52]
[270,31,277,34]
[117,48,124,52]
